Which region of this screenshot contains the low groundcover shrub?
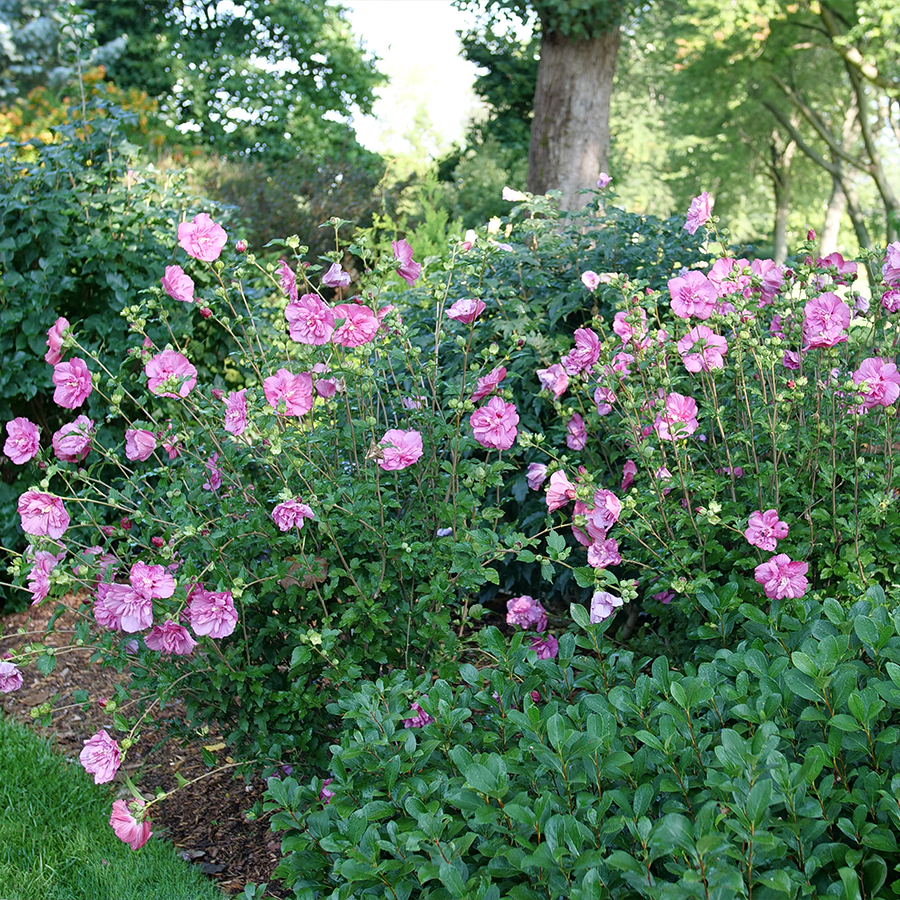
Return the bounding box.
[269,589,900,900]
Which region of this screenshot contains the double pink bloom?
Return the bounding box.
[470,397,518,451]
[378,429,423,471]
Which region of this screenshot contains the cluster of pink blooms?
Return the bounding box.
[506,596,559,660]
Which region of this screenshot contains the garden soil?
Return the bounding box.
[0,596,288,897]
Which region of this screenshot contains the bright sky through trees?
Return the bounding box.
[338,0,485,159]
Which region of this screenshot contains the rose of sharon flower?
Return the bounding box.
[110,799,152,851]
[0,660,23,693]
[677,326,728,373]
[597,172,612,189]
[177,213,227,262]
[530,635,559,660]
[654,393,699,441]
[52,415,93,463]
[744,509,789,552]
[52,358,92,409]
[470,397,518,451]
[45,316,69,364]
[322,262,351,288]
[668,272,717,320]
[446,298,486,324]
[392,239,421,286]
[4,417,40,464]
[27,547,64,604]
[271,499,315,531]
[853,357,900,410]
[160,265,195,303]
[684,191,712,235]
[188,588,238,638]
[561,328,601,375]
[130,561,175,601]
[125,429,157,462]
[402,702,434,728]
[145,349,197,399]
[145,620,197,656]
[79,730,121,784]
[537,364,569,399]
[803,293,850,349]
[223,389,247,435]
[506,595,547,632]
[594,385,615,416]
[883,241,900,285]
[264,369,314,416]
[332,303,380,347]
[471,366,507,403]
[587,489,622,537]
[708,257,751,298]
[590,590,624,623]
[621,459,638,492]
[278,260,298,302]
[286,294,335,345]
[320,778,336,804]
[566,413,587,450]
[582,271,601,292]
[546,470,576,511]
[378,429,423,471]
[754,554,809,599]
[588,538,621,569]
[526,462,548,491]
[18,491,69,538]
[202,453,222,491]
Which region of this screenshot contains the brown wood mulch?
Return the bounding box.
[0,597,290,898]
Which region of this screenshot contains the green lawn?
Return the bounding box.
[0,713,225,900]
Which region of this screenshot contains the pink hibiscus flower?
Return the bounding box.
[506,595,547,632]
[587,538,621,569]
[264,369,314,416]
[527,462,548,491]
[271,499,315,531]
[52,358,93,409]
[668,271,717,320]
[594,385,616,415]
[285,294,335,345]
[160,265,195,303]
[530,635,559,660]
[26,547,65,605]
[0,660,23,693]
[447,298,486,324]
[145,620,197,656]
[202,453,222,492]
[4,417,40,464]
[322,262,351,288]
[392,239,421,285]
[110,799,152,850]
[684,191,712,235]
[537,363,569,399]
[612,309,648,347]
[744,509,789,552]
[586,489,622,538]
[654,393,699,441]
[45,316,69,365]
[803,292,850,349]
[470,366,507,402]
[882,290,900,313]
[145,349,197,399]
[853,357,900,410]
[125,429,157,462]
[754,554,809,599]
[708,257,751,298]
[883,242,900,285]
[566,413,587,450]
[177,213,227,262]
[275,263,298,306]
[470,397,518,451]
[187,588,238,638]
[677,325,728,373]
[103,583,153,633]
[590,590,624,623]
[79,730,121,784]
[223,389,247,435]
[17,491,69,538]
[561,328,601,375]
[621,459,637,492]
[332,303,379,347]
[403,702,434,728]
[52,415,93,463]
[378,429,424,471]
[582,271,601,291]
[546,471,576,511]
[751,258,785,303]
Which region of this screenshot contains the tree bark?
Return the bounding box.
[769,129,795,265]
[527,26,620,211]
[819,177,847,257]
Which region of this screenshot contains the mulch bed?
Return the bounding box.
[0,597,288,897]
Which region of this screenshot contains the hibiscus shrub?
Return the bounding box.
[0,102,232,611]
[2,212,547,790]
[269,588,900,900]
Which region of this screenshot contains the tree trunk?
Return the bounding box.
[769,129,795,264]
[819,177,847,257]
[527,27,620,211]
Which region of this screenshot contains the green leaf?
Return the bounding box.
[35,653,56,676]
[438,862,467,898]
[570,603,590,629]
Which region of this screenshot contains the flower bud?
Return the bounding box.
[199,307,212,319]
[235,239,248,252]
